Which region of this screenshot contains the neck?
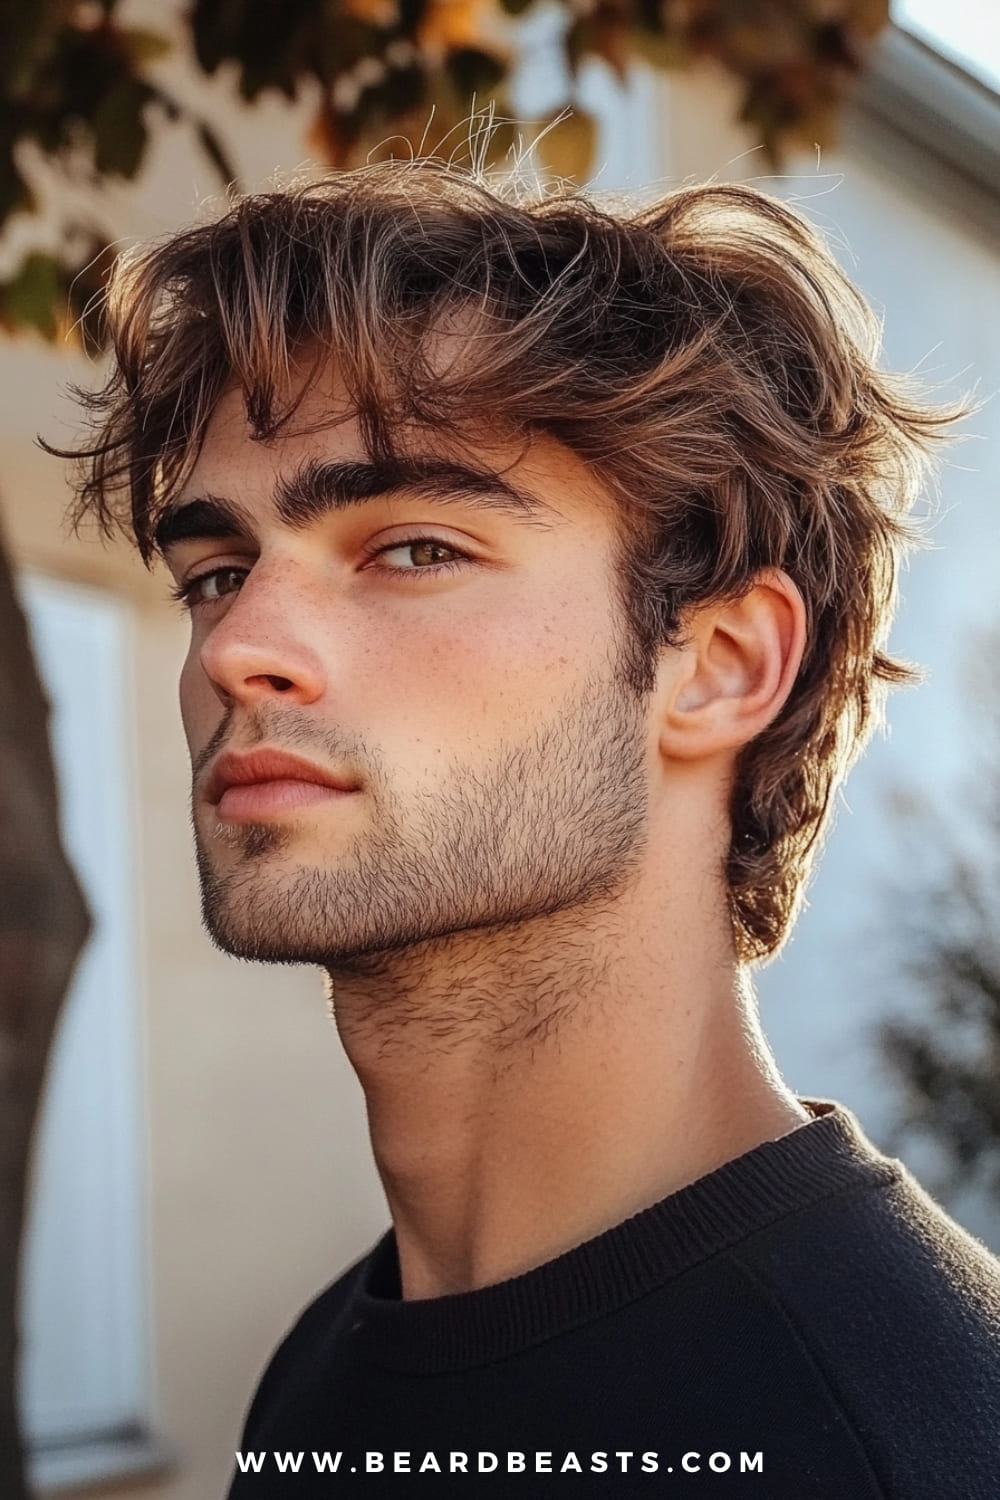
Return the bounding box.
[326,881,808,1302]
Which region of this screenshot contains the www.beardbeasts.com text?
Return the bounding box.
[234,1449,765,1478]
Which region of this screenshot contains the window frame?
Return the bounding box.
[843,24,1000,239]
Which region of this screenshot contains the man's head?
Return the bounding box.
[60,159,961,963]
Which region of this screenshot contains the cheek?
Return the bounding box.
[358,577,602,732]
[451,574,609,688]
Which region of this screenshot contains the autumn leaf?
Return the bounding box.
[117,26,172,67]
[534,108,598,183]
[91,76,153,178]
[0,0,895,344]
[0,252,61,340]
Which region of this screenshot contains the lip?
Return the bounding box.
[204,749,359,819]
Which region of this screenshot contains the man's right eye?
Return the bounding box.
[169,566,248,610]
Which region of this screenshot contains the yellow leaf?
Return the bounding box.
[418,0,484,56]
[118,27,172,67]
[0,252,60,341]
[851,0,891,40]
[533,109,597,184]
[628,28,691,72]
[344,0,400,23]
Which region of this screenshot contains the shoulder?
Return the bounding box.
[733,1165,1000,1493]
[741,1160,1000,1340]
[236,1234,384,1442]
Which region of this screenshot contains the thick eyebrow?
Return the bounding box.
[154,495,256,555]
[154,455,559,558]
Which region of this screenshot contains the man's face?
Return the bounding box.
[165,366,656,969]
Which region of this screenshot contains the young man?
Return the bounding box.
[60,162,999,1495]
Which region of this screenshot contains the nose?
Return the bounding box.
[196,564,327,709]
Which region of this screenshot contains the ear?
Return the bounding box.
[659,569,807,763]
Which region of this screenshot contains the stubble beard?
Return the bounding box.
[193,654,653,971]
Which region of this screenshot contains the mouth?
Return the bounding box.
[204,749,359,823]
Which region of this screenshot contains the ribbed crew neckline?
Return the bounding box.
[346,1097,902,1375]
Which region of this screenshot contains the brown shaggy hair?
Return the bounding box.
[52,158,970,962]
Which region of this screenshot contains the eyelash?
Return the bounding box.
[169,534,472,610]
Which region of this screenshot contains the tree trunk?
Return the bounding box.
[0,513,92,1499]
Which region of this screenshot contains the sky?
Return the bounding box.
[894,0,1000,93]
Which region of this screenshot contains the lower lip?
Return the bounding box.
[216,780,357,821]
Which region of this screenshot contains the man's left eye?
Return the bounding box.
[368,537,470,576]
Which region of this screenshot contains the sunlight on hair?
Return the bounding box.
[49,154,979,962]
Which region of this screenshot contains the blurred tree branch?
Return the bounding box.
[873,626,1000,1206]
[0,521,91,1500]
[0,0,890,343]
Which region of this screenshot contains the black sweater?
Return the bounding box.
[226,1099,1000,1497]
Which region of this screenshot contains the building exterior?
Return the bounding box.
[2,14,997,1499]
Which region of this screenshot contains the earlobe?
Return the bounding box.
[661,570,807,761]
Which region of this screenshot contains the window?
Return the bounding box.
[17,574,166,1489]
[894,0,1000,95]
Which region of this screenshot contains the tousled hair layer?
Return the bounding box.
[55,159,970,961]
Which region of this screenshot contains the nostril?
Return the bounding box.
[265,675,295,692]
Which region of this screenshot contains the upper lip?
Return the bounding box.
[204,749,357,804]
